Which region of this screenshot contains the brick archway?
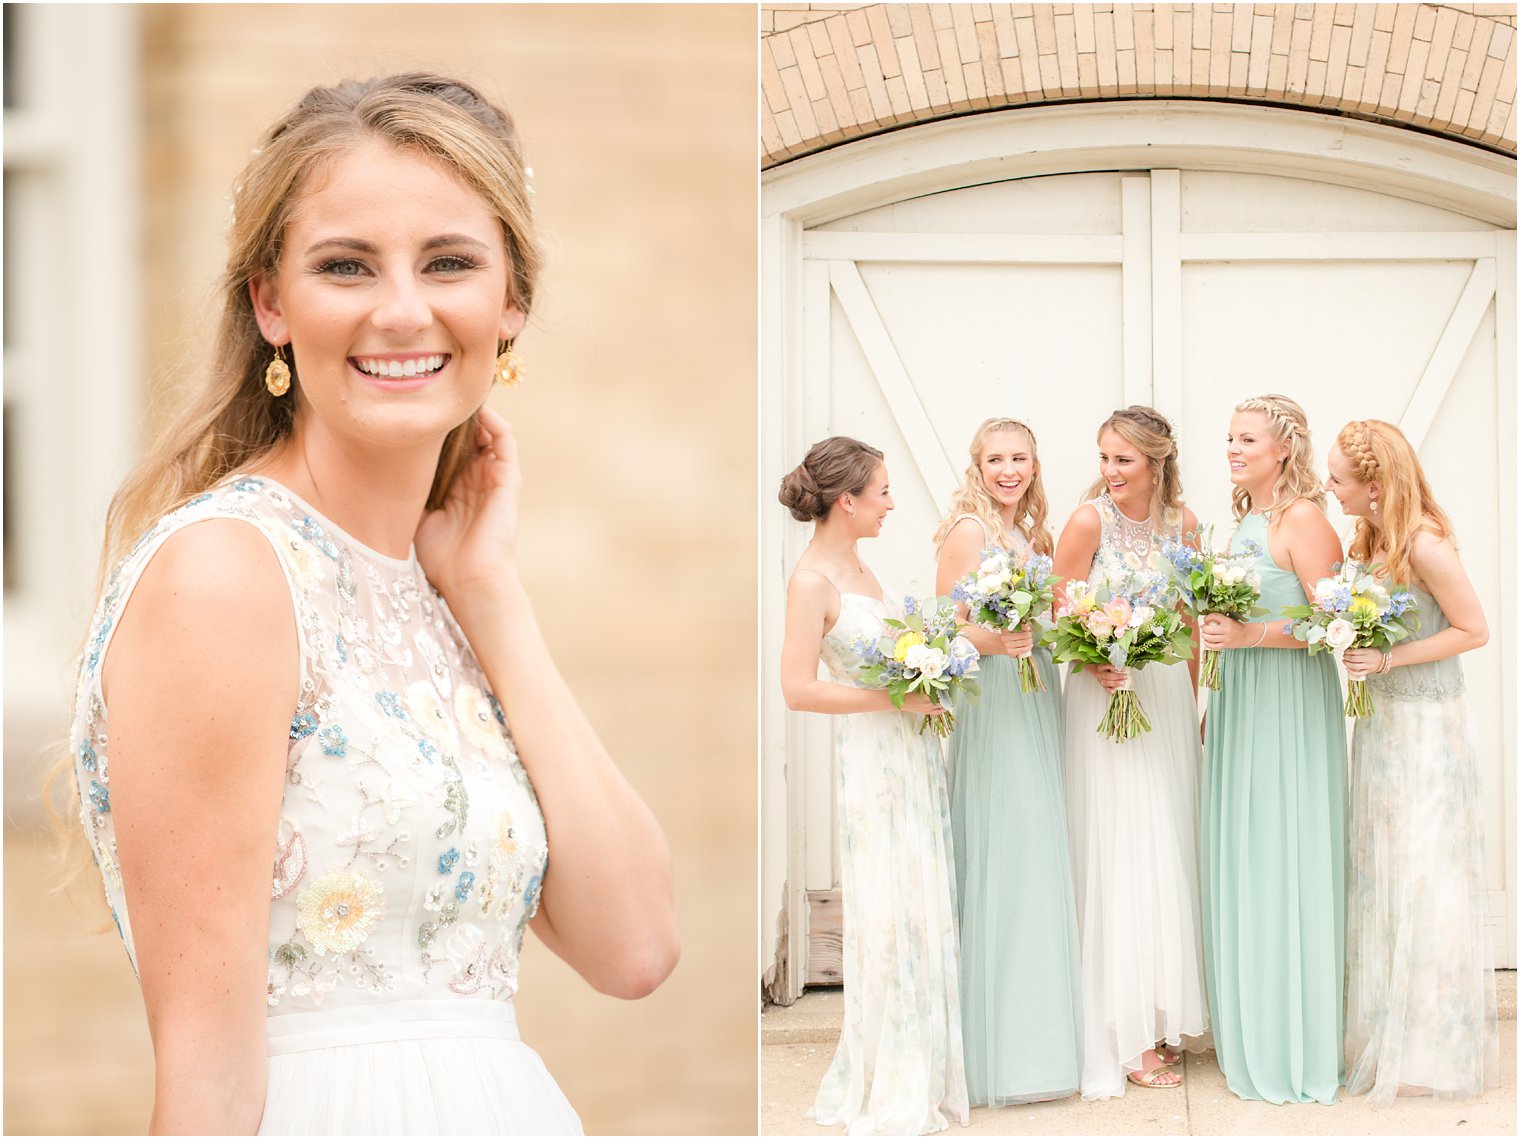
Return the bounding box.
[762,3,1517,166]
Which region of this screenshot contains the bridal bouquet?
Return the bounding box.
[1044,570,1193,741]
[1161,530,1267,691]
[1282,561,1419,718]
[856,595,981,737]
[951,547,1059,694]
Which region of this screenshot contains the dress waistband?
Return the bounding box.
[265,998,519,1056]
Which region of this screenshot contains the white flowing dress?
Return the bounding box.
[811,591,969,1135]
[71,477,582,1135]
[1062,495,1209,1100]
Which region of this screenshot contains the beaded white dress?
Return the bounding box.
[70,476,581,1135]
[811,590,969,1136]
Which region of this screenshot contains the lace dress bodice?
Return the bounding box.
[71,477,549,1022]
[1367,585,1465,701]
[1085,493,1182,580]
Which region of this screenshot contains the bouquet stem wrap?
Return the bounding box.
[1199,647,1222,691]
[1015,646,1043,694]
[1097,683,1151,741]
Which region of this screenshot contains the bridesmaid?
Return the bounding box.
[1055,406,1208,1098]
[1199,394,1346,1105]
[1328,420,1498,1104]
[933,418,1081,1106]
[777,437,969,1135]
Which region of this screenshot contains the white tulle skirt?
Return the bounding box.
[259,1000,582,1135]
[1064,662,1210,1100]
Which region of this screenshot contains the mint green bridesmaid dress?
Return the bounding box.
[1201,511,1347,1105]
[945,523,1081,1106]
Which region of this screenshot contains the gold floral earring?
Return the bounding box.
[495,338,524,387]
[264,344,291,397]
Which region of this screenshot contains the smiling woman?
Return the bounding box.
[64,73,677,1136]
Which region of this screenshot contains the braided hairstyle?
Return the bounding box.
[1336,419,1454,587]
[1231,394,1326,522]
[778,437,884,523]
[1083,405,1186,534]
[933,417,1054,557]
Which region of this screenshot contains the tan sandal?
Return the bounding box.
[1156,1042,1183,1067]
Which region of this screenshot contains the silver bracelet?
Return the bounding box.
[1250,622,1268,648]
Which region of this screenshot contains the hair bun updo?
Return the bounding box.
[778,436,884,523]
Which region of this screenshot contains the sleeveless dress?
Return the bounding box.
[1062,495,1208,1100]
[941,517,1080,1106]
[1344,585,1498,1104]
[811,590,969,1135]
[1201,510,1346,1105]
[69,476,581,1135]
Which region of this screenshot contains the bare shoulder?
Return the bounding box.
[104,518,298,705]
[1060,502,1102,541]
[941,516,986,557]
[1179,506,1200,535]
[1279,497,1334,539]
[1409,524,1461,575]
[787,563,838,603]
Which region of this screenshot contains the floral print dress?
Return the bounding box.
[811,590,968,1136]
[1345,585,1498,1104]
[71,477,581,1135]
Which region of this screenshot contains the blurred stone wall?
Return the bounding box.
[4,5,757,1135]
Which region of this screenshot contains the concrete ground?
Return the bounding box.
[763,977,1517,1136]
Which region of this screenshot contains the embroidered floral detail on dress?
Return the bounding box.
[272,819,308,900]
[72,476,549,1009]
[295,868,386,955]
[455,684,508,758]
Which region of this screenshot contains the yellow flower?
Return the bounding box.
[893,632,925,661]
[296,868,385,955]
[1349,595,1379,621]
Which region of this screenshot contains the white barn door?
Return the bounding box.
[761,106,1516,1001]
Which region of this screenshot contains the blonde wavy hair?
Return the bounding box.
[98,72,542,586]
[1083,406,1185,533]
[933,418,1053,556]
[1337,419,1454,588]
[1230,394,1326,522]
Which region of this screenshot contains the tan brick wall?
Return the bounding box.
[762,3,1519,165]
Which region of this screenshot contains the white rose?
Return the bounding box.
[1314,578,1339,605]
[979,554,1009,577]
[1129,604,1154,629]
[1325,618,1355,651]
[907,645,948,679]
[903,643,932,671]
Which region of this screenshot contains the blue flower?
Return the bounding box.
[902,595,919,615]
[438,848,460,875]
[318,725,348,757]
[523,872,543,916]
[335,633,348,664]
[88,780,111,814]
[455,871,476,902]
[78,740,98,772]
[417,739,438,763]
[289,712,318,741]
[290,516,339,560]
[232,477,264,494]
[376,691,406,719]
